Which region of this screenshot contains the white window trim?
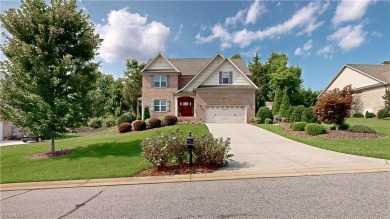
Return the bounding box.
[154,75,168,88]
[222,71,230,84]
[154,99,168,112]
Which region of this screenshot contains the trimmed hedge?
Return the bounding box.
[292,122,307,131]
[256,107,273,123]
[377,109,390,119]
[353,112,364,118]
[148,118,162,129]
[348,125,376,133]
[118,123,132,133]
[365,111,376,118]
[163,115,178,126]
[330,123,350,130]
[305,123,326,136]
[132,120,146,131]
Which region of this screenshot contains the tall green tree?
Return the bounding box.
[89,73,115,117]
[272,89,282,115]
[279,89,291,118]
[0,0,101,153]
[231,53,242,59]
[123,58,146,115]
[249,52,269,111]
[108,78,128,117]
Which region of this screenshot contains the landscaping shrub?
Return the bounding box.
[141,131,170,167]
[116,113,136,126]
[286,106,295,122]
[348,125,376,133]
[163,115,178,126]
[301,107,317,123]
[194,133,233,166]
[281,117,288,123]
[377,109,390,119]
[305,123,326,135]
[273,115,280,122]
[165,129,187,164]
[148,118,162,129]
[144,106,151,120]
[353,112,364,118]
[103,117,116,127]
[290,105,305,122]
[88,118,103,129]
[256,107,273,123]
[145,118,151,128]
[330,123,350,130]
[250,117,261,124]
[365,111,376,118]
[264,118,273,124]
[279,89,291,118]
[292,122,307,131]
[132,120,146,131]
[118,123,131,133]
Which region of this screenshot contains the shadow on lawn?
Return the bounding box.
[58,140,142,160]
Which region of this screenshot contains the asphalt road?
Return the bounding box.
[1,172,389,218]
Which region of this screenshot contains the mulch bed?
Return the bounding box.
[280,123,385,139]
[135,163,220,177]
[30,150,73,159]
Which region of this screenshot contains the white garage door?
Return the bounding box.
[205,106,246,123]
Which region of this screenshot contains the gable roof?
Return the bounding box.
[141,52,179,73]
[347,64,390,84]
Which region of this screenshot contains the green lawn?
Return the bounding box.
[0,125,208,184]
[258,118,390,160]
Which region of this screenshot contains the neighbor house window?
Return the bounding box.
[219,71,233,84]
[153,75,168,88]
[153,99,167,112]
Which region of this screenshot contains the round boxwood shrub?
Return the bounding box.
[116,113,136,126]
[132,120,146,131]
[163,115,178,126]
[256,107,273,123]
[353,112,364,118]
[88,117,103,129]
[292,122,307,131]
[118,123,131,133]
[365,111,376,118]
[305,123,326,136]
[148,118,162,129]
[264,118,273,124]
[348,125,376,133]
[377,109,390,119]
[330,123,350,130]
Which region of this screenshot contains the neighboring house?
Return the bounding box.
[0,71,20,141]
[140,53,258,123]
[320,64,390,114]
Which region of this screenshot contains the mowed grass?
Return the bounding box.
[258,118,390,160]
[0,125,208,184]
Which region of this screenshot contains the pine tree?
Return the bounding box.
[144,106,151,120]
[279,89,291,118]
[272,89,282,115]
[383,90,390,112]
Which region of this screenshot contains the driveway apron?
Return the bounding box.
[206,123,388,172]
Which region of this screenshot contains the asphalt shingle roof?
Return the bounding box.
[347,64,390,84]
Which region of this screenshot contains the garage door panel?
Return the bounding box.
[205,106,245,123]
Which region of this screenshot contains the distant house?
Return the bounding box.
[0,71,21,141]
[320,64,390,114]
[140,53,258,123]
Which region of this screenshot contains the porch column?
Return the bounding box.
[174,96,178,117]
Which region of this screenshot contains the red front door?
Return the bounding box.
[178,97,194,117]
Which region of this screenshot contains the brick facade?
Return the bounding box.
[354,86,387,114]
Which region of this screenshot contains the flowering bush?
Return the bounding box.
[194,133,232,166]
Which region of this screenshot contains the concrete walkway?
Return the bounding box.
[206,123,389,172]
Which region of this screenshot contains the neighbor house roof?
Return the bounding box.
[347,64,390,84]
[168,58,251,76]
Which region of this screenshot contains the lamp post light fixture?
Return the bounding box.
[187,132,194,167]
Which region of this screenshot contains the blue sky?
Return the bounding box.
[1,0,389,90]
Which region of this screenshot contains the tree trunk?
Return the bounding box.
[336,124,340,131]
[51,137,55,154]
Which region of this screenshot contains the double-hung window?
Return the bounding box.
[219,71,233,84]
[153,75,168,88]
[154,99,167,112]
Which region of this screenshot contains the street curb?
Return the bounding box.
[1,165,389,191]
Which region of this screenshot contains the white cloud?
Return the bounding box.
[294,39,313,56]
[332,0,375,26]
[245,0,266,24]
[225,10,245,26]
[242,46,261,58]
[95,8,170,63]
[327,22,367,52]
[195,23,232,50]
[174,24,183,41]
[371,31,383,38]
[316,45,333,59]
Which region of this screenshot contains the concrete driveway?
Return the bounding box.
[206,123,388,172]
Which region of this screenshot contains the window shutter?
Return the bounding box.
[167,75,170,87]
[167,100,170,112]
[150,101,154,112]
[151,76,155,88]
[219,71,222,84]
[229,71,233,84]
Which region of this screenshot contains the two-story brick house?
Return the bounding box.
[141,53,258,123]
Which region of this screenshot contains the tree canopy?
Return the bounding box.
[0,0,101,153]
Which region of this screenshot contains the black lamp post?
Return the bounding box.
[187,132,194,167]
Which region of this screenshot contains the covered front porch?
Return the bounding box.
[174,93,197,122]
